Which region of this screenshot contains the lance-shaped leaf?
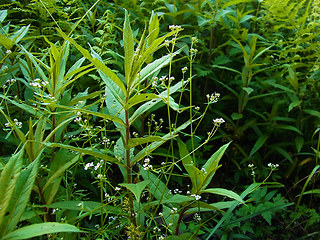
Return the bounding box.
[0,149,24,234]
[127,136,163,149]
[2,223,82,240]
[140,168,171,201]
[201,142,231,190]
[201,188,244,204]
[48,103,125,126]
[4,153,41,234]
[177,138,200,191]
[0,10,7,23]
[131,116,201,165]
[123,9,135,87]
[130,80,185,124]
[130,47,184,92]
[57,28,127,97]
[43,142,123,167]
[43,151,80,205]
[119,180,150,203]
[125,93,159,110]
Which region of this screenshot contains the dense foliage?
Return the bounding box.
[0,0,319,239]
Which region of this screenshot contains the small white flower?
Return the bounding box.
[191,194,201,201]
[213,118,225,126]
[115,187,121,191]
[170,207,178,214]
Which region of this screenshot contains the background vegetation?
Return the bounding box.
[0,0,319,239]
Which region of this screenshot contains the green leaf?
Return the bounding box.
[276,125,302,135]
[130,80,185,124]
[205,183,261,240]
[127,136,163,149]
[303,109,320,118]
[43,142,123,166]
[222,0,253,9]
[287,66,299,91]
[211,64,241,75]
[5,154,40,234]
[231,112,243,120]
[57,28,127,96]
[166,233,197,240]
[125,93,159,110]
[177,138,200,191]
[288,100,302,112]
[249,135,268,158]
[11,25,30,45]
[295,136,304,153]
[119,180,150,203]
[47,201,120,214]
[0,10,7,23]
[243,87,253,95]
[0,34,13,49]
[140,168,171,201]
[0,149,24,232]
[131,48,184,91]
[146,11,159,62]
[123,9,134,86]
[2,223,82,240]
[201,188,244,204]
[202,142,231,190]
[48,103,125,126]
[301,189,320,196]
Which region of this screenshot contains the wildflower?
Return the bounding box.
[213,118,225,126]
[97,174,104,179]
[94,162,102,171]
[248,163,254,168]
[6,78,16,84]
[77,202,82,207]
[190,48,198,55]
[268,163,279,170]
[169,25,182,32]
[159,212,163,217]
[191,194,201,201]
[52,208,59,214]
[143,157,152,170]
[182,66,188,73]
[206,93,220,103]
[84,162,94,170]
[115,187,121,191]
[170,207,178,214]
[6,50,12,55]
[194,213,201,221]
[191,37,198,44]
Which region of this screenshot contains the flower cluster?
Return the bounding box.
[213,118,225,126]
[181,66,188,74]
[268,163,279,170]
[4,118,23,129]
[169,25,183,32]
[84,159,103,171]
[29,78,49,88]
[143,157,152,170]
[191,194,201,201]
[194,212,201,222]
[206,92,220,103]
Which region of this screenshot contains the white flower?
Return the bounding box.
[213,118,225,126]
[84,162,94,170]
[115,187,121,191]
[191,194,201,201]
